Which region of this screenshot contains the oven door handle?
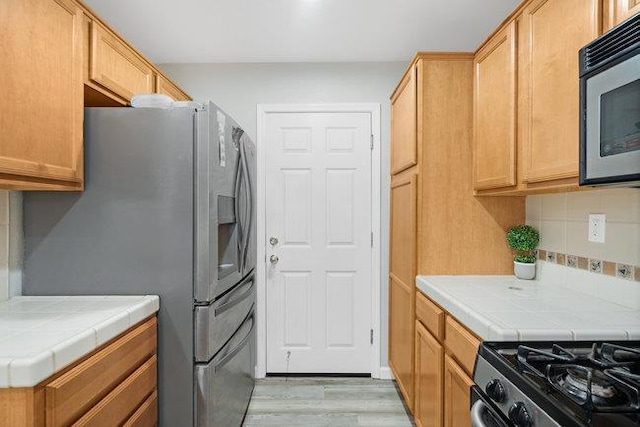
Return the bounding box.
[471,399,505,427]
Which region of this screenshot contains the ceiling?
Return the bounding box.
[83,0,520,63]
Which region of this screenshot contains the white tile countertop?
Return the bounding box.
[0,295,159,388]
[417,274,640,342]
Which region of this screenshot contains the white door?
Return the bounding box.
[265,111,373,374]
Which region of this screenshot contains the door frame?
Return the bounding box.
[256,103,382,378]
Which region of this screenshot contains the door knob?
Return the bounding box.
[269,255,279,265]
[269,237,279,246]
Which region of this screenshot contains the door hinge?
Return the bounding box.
[370,232,373,247]
[370,329,374,345]
[370,135,374,150]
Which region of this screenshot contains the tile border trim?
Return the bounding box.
[537,249,639,282]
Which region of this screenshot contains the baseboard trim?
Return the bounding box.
[379,366,394,380]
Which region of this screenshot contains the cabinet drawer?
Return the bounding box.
[415,291,444,341]
[89,21,154,101]
[45,317,157,427]
[444,316,480,376]
[73,356,157,426]
[123,389,158,427]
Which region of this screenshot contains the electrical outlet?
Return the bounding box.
[588,214,606,243]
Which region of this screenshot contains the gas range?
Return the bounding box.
[473,341,640,427]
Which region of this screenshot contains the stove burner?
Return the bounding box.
[517,342,640,414]
[552,367,629,407]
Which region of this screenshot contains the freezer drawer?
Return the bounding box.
[195,311,255,427]
[194,273,255,362]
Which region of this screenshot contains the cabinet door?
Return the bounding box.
[520,0,601,183]
[0,0,83,188]
[389,276,415,412]
[414,321,443,427]
[473,21,517,190]
[390,173,417,286]
[156,75,191,101]
[443,354,474,427]
[604,0,640,30]
[390,66,417,175]
[389,172,417,410]
[89,21,155,102]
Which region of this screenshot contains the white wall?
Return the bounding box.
[161,61,406,366]
[0,191,23,300]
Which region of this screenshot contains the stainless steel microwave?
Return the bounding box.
[579,12,640,186]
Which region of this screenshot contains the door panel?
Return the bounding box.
[265,111,373,373]
[391,67,418,174]
[414,321,443,427]
[443,354,474,427]
[473,21,517,190]
[521,0,601,182]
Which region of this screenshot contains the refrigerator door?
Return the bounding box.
[238,131,257,277]
[194,273,255,362]
[196,310,255,427]
[194,102,245,303]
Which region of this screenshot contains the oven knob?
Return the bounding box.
[485,379,506,402]
[508,402,533,427]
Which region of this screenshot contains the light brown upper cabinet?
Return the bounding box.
[390,67,417,175]
[519,0,601,184]
[156,75,191,102]
[473,0,602,194]
[473,21,518,191]
[603,0,640,31]
[87,20,155,104]
[0,0,84,190]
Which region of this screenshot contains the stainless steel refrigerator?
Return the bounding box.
[23,102,256,427]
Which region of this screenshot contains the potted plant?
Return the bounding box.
[506,224,540,280]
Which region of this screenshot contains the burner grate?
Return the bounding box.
[516,342,640,416]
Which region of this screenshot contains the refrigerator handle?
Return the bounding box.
[214,313,255,373]
[240,138,252,272]
[234,153,244,272]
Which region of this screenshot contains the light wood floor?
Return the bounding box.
[242,377,415,427]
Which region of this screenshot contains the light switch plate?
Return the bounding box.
[588,214,606,243]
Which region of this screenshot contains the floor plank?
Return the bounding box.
[243,377,414,427]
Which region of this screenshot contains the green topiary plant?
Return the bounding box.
[506,224,540,264]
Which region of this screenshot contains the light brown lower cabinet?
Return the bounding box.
[410,291,480,427]
[414,321,443,427]
[0,316,158,427]
[443,354,474,427]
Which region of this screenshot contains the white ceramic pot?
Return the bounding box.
[514,261,536,280]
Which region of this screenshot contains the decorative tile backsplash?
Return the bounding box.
[527,188,640,283]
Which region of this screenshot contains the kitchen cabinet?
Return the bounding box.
[85,19,155,105]
[156,75,191,102]
[1,0,191,190]
[473,0,602,194]
[443,354,474,427]
[0,316,158,427]
[473,21,517,191]
[390,66,417,174]
[414,321,443,427]
[603,0,640,31]
[413,290,479,427]
[0,0,84,190]
[389,172,417,410]
[388,53,524,413]
[520,0,601,184]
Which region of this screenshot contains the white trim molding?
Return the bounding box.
[255,103,383,378]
